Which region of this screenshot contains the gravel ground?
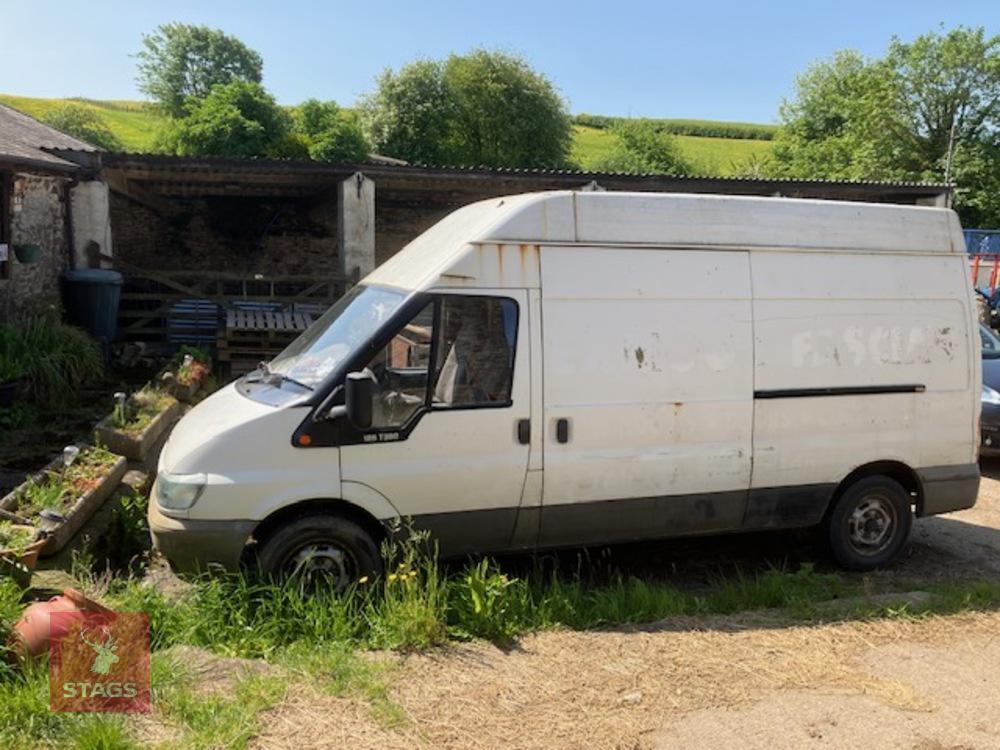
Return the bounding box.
[241,462,1000,750]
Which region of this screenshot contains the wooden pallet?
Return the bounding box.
[218,309,318,376]
[225,309,317,334]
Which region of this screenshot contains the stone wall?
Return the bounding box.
[109,192,340,276]
[0,173,69,323]
[375,202,453,267]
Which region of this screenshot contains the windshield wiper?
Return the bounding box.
[245,361,314,391]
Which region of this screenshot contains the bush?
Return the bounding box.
[42,104,123,151]
[593,119,692,174]
[0,315,103,404]
[156,81,291,158]
[448,558,527,642]
[292,100,370,163]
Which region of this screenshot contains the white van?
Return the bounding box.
[149,191,981,583]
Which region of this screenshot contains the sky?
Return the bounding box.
[1,0,997,124]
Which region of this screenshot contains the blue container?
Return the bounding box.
[61,269,123,346]
[964,229,1000,255]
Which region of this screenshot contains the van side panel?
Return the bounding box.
[538,246,753,546]
[750,251,976,497]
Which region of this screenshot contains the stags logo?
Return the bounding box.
[50,610,150,713]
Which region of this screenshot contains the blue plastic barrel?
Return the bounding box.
[61,269,123,346]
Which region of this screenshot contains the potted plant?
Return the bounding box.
[0,358,24,407]
[0,520,45,572]
[12,244,42,264]
[159,347,212,403]
[0,445,127,556]
[94,388,180,461]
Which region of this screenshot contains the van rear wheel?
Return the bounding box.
[256,515,383,590]
[827,476,913,571]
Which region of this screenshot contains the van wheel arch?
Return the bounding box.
[826,460,923,521]
[241,499,388,568]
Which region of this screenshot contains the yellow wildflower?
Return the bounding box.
[358,576,369,584]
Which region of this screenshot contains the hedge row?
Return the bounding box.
[573,113,777,141]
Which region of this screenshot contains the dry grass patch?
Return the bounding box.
[253,611,1000,750]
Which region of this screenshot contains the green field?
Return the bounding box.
[0,94,165,151]
[1,94,774,175]
[570,124,773,176]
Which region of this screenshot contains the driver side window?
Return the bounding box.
[364,301,434,429]
[360,295,518,431]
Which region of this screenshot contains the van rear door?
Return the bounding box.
[537,246,754,546]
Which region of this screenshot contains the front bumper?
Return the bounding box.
[916,464,980,517]
[148,500,255,575]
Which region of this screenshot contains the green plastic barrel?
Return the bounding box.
[61,269,123,346]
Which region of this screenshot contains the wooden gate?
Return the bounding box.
[104,254,358,375]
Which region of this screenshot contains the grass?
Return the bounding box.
[153,661,286,750]
[570,124,774,175]
[5,541,1000,748]
[0,94,166,152]
[0,315,104,406]
[0,522,36,554]
[109,389,175,434]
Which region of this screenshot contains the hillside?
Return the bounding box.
[570,125,773,176]
[0,94,166,152]
[0,93,774,174]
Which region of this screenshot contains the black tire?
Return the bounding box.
[827,476,913,571]
[255,514,383,589]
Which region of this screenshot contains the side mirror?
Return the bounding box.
[345,371,374,430]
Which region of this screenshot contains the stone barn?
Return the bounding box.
[41,148,954,372]
[0,104,113,323]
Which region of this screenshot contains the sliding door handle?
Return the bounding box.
[517,419,530,445]
[556,418,570,444]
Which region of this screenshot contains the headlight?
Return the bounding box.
[156,471,207,510]
[983,386,1000,405]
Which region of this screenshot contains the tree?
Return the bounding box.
[773,26,1000,225]
[43,104,122,151]
[887,27,1000,170]
[443,50,572,168]
[360,50,572,168]
[592,119,691,174]
[157,81,289,158]
[293,99,370,162]
[772,51,903,180]
[359,59,455,165]
[136,23,263,117]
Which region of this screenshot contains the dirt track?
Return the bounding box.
[245,461,1000,750]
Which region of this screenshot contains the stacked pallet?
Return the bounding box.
[218,308,318,376]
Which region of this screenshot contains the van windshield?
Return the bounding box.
[266,285,408,388]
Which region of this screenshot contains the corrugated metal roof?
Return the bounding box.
[0,103,96,173]
[79,150,950,191]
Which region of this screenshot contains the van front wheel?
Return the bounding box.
[827,476,913,571]
[256,515,383,590]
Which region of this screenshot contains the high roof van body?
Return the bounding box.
[149,191,980,582]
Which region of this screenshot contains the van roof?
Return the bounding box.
[365,190,966,291]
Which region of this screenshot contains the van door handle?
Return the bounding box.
[517,419,530,445]
[556,418,570,444]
